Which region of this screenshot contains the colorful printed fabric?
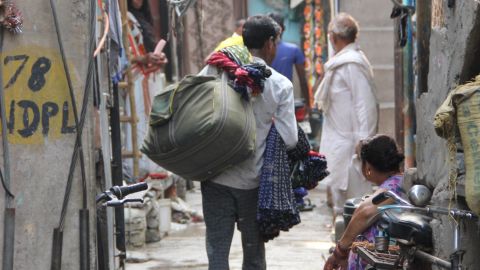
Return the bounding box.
[291,152,329,190]
[257,124,301,242]
[206,50,271,100]
[303,2,328,106]
[220,44,251,66]
[347,174,404,270]
[257,125,329,241]
[288,127,329,190]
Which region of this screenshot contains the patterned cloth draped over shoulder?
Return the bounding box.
[206,45,271,100]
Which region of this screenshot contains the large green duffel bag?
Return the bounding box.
[141,75,256,181]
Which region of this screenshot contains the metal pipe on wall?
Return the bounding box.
[394,15,405,149]
[403,0,416,168]
[0,28,16,270]
[416,0,431,96]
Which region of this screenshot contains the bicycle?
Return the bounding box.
[96,182,148,207]
[353,186,478,270]
[96,182,148,270]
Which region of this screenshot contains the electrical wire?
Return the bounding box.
[0,22,14,200]
[49,0,96,230]
[0,167,13,198]
[93,11,110,57]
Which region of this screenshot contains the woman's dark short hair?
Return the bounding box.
[242,15,280,50]
[360,134,404,173]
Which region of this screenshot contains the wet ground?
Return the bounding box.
[126,183,334,270]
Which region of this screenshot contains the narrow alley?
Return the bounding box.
[126,185,333,270]
[2,1,480,270]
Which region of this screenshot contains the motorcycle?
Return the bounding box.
[292,98,326,211]
[294,98,322,151]
[340,185,478,270]
[96,182,148,268]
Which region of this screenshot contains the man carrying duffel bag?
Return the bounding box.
[198,15,298,270]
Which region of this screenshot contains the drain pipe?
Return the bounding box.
[403,0,416,168]
[0,28,16,270]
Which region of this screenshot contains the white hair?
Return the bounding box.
[328,13,359,42]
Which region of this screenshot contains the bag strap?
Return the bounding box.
[168,84,181,114]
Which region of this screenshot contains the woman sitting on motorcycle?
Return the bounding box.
[324,134,405,270]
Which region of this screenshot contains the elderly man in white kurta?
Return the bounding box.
[314,13,378,216]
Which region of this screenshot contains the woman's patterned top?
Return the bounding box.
[347,174,404,270]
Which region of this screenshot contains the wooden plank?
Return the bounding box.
[118,81,128,89]
[121,151,142,159]
[120,116,138,123]
[119,0,139,176]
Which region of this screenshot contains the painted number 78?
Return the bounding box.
[4,54,52,91]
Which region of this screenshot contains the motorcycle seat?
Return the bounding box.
[381,211,432,248]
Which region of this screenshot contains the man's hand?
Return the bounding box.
[146,52,168,66]
[132,52,168,69]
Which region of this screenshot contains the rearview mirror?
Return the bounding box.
[408,185,432,207]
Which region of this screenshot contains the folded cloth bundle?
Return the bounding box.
[291,151,329,190]
[257,125,330,241]
[289,127,329,190]
[257,124,301,242]
[206,46,271,100]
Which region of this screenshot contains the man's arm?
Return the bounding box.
[274,82,298,149]
[295,63,311,109]
[338,188,394,248]
[293,46,311,109]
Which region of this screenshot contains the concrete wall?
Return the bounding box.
[181,0,247,75]
[248,0,302,45]
[0,1,96,269]
[338,0,396,138]
[416,1,480,268]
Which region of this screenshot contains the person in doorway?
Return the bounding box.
[324,134,404,270]
[198,15,298,270]
[313,12,378,219]
[203,18,248,63]
[128,0,156,52]
[214,18,246,51]
[268,12,310,109]
[127,0,167,70]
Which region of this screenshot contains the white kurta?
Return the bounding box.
[198,57,298,190]
[314,43,378,194]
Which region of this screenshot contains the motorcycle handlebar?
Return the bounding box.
[372,190,412,206]
[372,192,389,205]
[377,204,478,221]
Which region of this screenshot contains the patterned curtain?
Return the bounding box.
[302,0,329,102]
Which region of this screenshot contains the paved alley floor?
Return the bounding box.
[126,184,334,270]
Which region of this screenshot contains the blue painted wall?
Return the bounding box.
[248,0,303,46]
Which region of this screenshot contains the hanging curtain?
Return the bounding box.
[303,0,329,104]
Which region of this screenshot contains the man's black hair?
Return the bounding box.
[242,15,280,50]
[268,12,285,32]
